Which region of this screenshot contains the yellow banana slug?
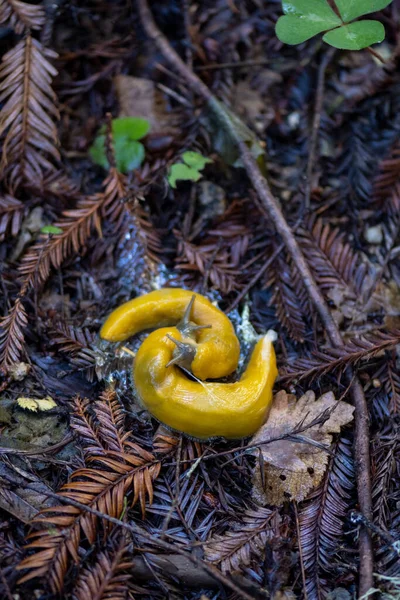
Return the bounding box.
[133,327,278,440]
[100,288,240,380]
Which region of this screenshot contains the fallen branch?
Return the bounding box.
[136,0,373,593]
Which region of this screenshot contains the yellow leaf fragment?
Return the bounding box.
[251,390,354,506]
[17,396,57,412]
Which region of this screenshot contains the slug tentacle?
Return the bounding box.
[100,288,278,440]
[100,288,240,380]
[165,333,196,370]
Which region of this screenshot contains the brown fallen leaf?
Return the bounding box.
[114,74,179,142]
[251,390,354,506]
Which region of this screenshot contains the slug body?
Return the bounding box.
[100,288,240,380]
[134,327,277,440]
[100,288,278,440]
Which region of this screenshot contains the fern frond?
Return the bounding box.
[0,297,27,373]
[70,396,106,457]
[19,167,134,292]
[19,194,104,290]
[0,36,59,191]
[131,199,163,263]
[205,506,278,573]
[176,238,241,294]
[28,169,81,201]
[285,329,400,381]
[101,168,127,232]
[50,322,96,371]
[298,436,355,599]
[153,426,203,463]
[72,532,132,600]
[0,0,45,34]
[17,454,160,593]
[374,143,400,200]
[0,195,24,241]
[298,216,370,298]
[267,250,310,342]
[93,389,127,454]
[372,422,400,577]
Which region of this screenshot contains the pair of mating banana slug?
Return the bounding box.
[100,288,278,440]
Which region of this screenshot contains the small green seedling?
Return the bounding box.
[168,151,212,188]
[41,225,63,235]
[89,117,150,174]
[276,0,393,50]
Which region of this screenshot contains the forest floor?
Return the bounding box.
[1,1,400,599]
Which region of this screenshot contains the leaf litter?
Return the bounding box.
[0,0,399,598]
[251,390,354,505]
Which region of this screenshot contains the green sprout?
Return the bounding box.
[168,151,213,188]
[89,117,150,174]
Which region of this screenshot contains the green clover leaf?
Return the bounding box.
[334,0,392,23]
[168,151,213,188]
[322,20,385,49]
[276,0,392,50]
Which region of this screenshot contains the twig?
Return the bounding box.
[195,59,271,71]
[304,48,335,210]
[366,46,386,64]
[136,0,373,593]
[182,0,193,70]
[166,406,336,468]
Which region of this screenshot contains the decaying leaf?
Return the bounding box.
[114,74,179,140]
[17,396,57,412]
[251,390,354,506]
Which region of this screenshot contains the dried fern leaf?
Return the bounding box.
[130,198,163,263]
[0,0,45,34]
[176,238,241,294]
[102,167,127,232]
[28,169,80,201]
[298,216,370,298]
[0,297,27,373]
[50,322,96,372]
[285,329,400,381]
[19,168,135,292]
[70,396,106,456]
[93,389,127,454]
[374,143,400,200]
[17,456,160,593]
[372,422,400,578]
[19,194,104,290]
[266,250,310,342]
[50,323,95,354]
[298,436,354,599]
[205,506,279,573]
[0,36,59,191]
[0,195,24,241]
[72,532,132,600]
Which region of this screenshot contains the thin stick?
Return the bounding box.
[136,1,373,593]
[195,58,271,71]
[304,48,335,210]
